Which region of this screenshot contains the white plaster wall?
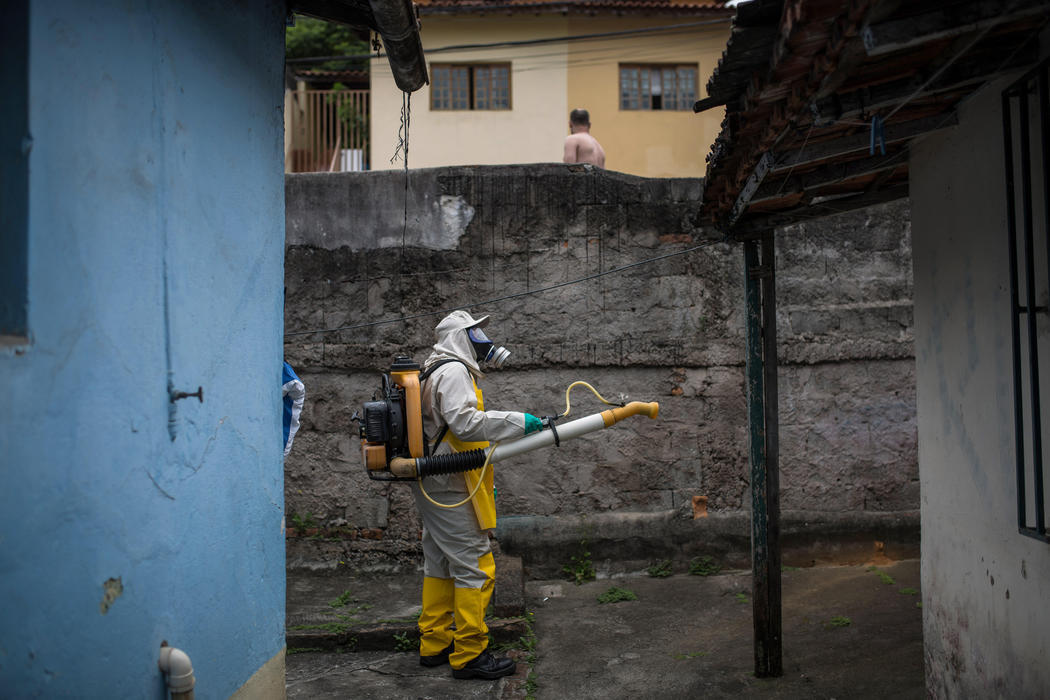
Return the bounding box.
[910,46,1050,697]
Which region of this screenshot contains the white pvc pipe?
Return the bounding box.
[158,645,195,699]
[489,413,607,462]
[388,401,658,478]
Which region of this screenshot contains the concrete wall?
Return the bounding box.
[910,40,1050,697]
[283,165,918,575]
[370,15,730,177]
[0,1,287,696]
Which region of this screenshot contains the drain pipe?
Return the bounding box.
[368,0,429,92]
[158,642,195,700]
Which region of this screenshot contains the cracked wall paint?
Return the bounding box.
[0,2,287,697]
[910,62,1050,698]
[99,577,123,615]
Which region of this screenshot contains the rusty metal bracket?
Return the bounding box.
[170,386,203,403]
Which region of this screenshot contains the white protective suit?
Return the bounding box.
[412,310,527,670]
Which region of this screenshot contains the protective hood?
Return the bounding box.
[427,310,489,376]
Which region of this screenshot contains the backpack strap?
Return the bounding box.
[419,358,464,382]
[419,358,467,451]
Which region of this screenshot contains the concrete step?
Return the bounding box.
[286,553,529,652]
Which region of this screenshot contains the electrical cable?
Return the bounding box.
[745,18,1048,229]
[326,260,531,285]
[415,376,629,508]
[285,18,733,64]
[783,6,1046,170]
[284,239,724,337]
[882,0,1025,124]
[417,442,497,509]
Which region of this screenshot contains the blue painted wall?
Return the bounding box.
[0,1,287,697]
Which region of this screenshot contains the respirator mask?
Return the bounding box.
[467,326,510,368]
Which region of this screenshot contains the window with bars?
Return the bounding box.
[619,64,698,111]
[1002,54,1050,544]
[431,63,511,111]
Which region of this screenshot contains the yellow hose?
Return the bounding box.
[419,380,627,509]
[558,381,622,419]
[417,442,498,509]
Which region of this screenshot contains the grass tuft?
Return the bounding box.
[597,586,638,604]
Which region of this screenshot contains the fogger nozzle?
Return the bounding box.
[389,400,659,478]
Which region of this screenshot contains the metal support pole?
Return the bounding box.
[744,234,783,678]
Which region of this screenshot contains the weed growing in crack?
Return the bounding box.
[647,560,673,578]
[689,556,722,576]
[393,631,417,652]
[597,587,638,604]
[562,541,596,585]
[328,590,355,608]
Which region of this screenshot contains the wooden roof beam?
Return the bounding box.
[729,183,910,239]
[752,152,906,205]
[814,40,1039,123]
[772,111,957,171]
[862,0,1050,57]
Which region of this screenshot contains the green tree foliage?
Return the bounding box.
[286,15,369,71]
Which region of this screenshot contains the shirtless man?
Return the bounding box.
[562,108,606,168]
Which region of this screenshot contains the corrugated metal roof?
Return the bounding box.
[694,0,1050,237]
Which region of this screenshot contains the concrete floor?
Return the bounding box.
[286,559,923,699]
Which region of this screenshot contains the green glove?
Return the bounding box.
[524,413,543,435]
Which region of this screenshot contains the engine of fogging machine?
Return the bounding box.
[355,357,659,482]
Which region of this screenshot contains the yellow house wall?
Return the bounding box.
[371,16,570,170]
[370,14,729,177]
[566,16,729,177]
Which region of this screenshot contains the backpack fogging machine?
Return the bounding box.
[354,356,660,481]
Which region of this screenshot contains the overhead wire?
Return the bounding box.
[882,1,1025,124]
[754,14,1048,223]
[325,260,530,285]
[284,20,727,341]
[285,18,733,64]
[284,239,724,337]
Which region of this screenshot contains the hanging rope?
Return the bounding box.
[389,91,411,312]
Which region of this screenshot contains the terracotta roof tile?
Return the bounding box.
[415,0,728,15]
[695,0,1050,236]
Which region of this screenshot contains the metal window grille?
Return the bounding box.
[286,88,370,173]
[450,66,470,110]
[431,65,450,109]
[619,64,697,111]
[430,64,510,111]
[1002,54,1050,543]
[620,67,640,109]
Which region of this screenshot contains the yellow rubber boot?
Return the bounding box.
[419,576,455,658]
[450,552,497,669]
[449,585,489,669]
[479,551,495,616]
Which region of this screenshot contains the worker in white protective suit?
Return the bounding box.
[413,310,542,680]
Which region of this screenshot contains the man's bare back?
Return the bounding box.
[563,132,606,168]
[563,109,605,168]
